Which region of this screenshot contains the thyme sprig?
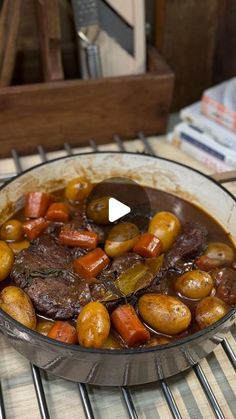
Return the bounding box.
[22,267,81,282]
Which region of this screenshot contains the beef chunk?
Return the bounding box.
[11,235,73,288]
[109,253,143,277]
[165,222,207,269]
[214,268,236,305]
[86,221,108,243]
[11,235,91,319]
[27,277,90,319]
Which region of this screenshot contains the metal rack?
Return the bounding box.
[0,133,235,419]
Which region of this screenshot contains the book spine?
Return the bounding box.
[181,108,236,151]
[167,131,231,173]
[201,95,236,132]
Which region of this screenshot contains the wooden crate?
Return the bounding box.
[0,47,174,158]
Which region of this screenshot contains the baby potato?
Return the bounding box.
[77,301,110,348]
[148,211,181,252]
[0,219,23,242]
[36,319,54,336]
[0,241,14,281]
[195,296,228,329]
[105,222,140,258]
[87,196,109,225]
[65,177,93,202]
[175,270,214,299]
[138,294,191,335]
[102,333,123,349]
[0,286,36,329]
[196,242,234,271]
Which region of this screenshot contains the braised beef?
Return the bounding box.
[165,222,207,269]
[109,253,143,277]
[214,268,236,305]
[11,235,91,319]
[69,201,87,228]
[11,235,73,288]
[86,220,108,243]
[27,277,90,319]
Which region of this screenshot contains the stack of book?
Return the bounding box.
[168,77,236,172]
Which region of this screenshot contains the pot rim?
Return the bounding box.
[0,150,235,355]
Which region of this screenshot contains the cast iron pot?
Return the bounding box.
[0,152,235,386]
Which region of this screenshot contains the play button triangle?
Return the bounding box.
[108,197,131,223]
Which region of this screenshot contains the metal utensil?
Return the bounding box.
[72,0,135,79]
[71,0,102,79]
[78,31,102,79]
[72,0,99,29]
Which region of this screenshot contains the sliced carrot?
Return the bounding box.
[46,202,69,222]
[133,233,162,258]
[59,228,98,250]
[73,248,109,279]
[111,304,150,347]
[23,218,48,241]
[24,192,52,218]
[47,321,77,344]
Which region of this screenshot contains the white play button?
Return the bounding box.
[108,197,131,223]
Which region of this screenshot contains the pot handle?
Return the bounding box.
[211,170,236,184]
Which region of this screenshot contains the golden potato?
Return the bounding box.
[148,211,181,252]
[87,196,110,225]
[195,296,228,329]
[105,222,140,258]
[77,301,110,348]
[64,177,93,201]
[175,270,214,299]
[0,286,36,329]
[196,242,234,271]
[138,293,191,335]
[102,333,122,349]
[0,241,14,281]
[36,319,54,336]
[0,219,23,242]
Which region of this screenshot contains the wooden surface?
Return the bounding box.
[36,0,64,82]
[0,135,235,418]
[0,48,174,158]
[0,0,22,87]
[213,0,236,83]
[154,0,220,109]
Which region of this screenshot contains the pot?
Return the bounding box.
[0,151,235,386]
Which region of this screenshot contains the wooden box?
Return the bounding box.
[0,47,174,158]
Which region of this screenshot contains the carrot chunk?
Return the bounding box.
[46,202,69,222]
[111,304,150,347]
[133,233,162,258]
[24,192,51,218]
[47,321,77,344]
[59,228,98,250]
[73,248,109,279]
[23,218,48,241]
